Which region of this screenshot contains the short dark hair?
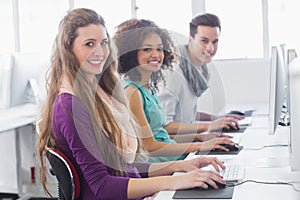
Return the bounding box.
[189,13,221,38]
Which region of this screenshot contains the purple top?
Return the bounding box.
[52,93,150,199]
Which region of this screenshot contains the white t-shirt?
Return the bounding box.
[158,64,199,124]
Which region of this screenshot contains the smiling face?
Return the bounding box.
[72,24,109,81]
[137,33,164,77]
[189,25,220,66]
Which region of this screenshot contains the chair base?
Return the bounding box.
[0,193,19,200]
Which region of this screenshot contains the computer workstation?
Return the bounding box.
[154,46,300,200]
[172,122,248,199]
[195,118,250,156]
[0,52,50,197]
[156,116,299,199]
[195,143,243,156]
[212,109,253,134]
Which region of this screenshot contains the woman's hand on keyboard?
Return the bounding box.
[178,157,225,172]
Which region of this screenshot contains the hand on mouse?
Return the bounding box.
[206,180,226,190]
[170,169,225,190]
[198,138,235,152]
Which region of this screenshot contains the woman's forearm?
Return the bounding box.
[171,133,202,142]
[143,140,200,157]
[164,121,209,135]
[127,176,175,199]
[147,160,185,177]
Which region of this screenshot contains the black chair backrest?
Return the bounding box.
[46,148,81,200]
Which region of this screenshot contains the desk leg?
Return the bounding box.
[15,127,22,195]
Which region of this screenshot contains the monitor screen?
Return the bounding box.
[280,44,289,107]
[268,46,285,135]
[9,52,49,107]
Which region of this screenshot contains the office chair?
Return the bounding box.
[46,148,81,200]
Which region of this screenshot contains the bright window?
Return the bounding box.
[136,0,192,46]
[205,0,264,59]
[268,0,300,53]
[0,0,14,53]
[18,0,69,54]
[74,0,132,36]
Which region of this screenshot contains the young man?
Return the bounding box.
[158,13,244,137]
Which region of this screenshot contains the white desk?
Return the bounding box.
[0,103,38,195]
[0,103,38,132]
[155,114,300,200]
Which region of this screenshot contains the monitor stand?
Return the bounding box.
[24,79,40,105]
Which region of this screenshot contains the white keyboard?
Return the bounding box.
[202,163,245,182]
[238,117,252,126]
[220,164,245,182]
[227,133,241,144]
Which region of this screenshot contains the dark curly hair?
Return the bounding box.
[113,19,176,90]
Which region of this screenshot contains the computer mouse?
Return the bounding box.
[228,110,245,116]
[207,181,226,190]
[221,143,239,151]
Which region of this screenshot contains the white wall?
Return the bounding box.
[198,59,270,114]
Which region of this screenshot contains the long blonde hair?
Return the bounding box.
[38,8,130,195]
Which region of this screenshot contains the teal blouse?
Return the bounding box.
[123,79,186,162]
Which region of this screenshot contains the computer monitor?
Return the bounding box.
[268,46,285,135]
[9,52,49,107]
[287,50,299,172]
